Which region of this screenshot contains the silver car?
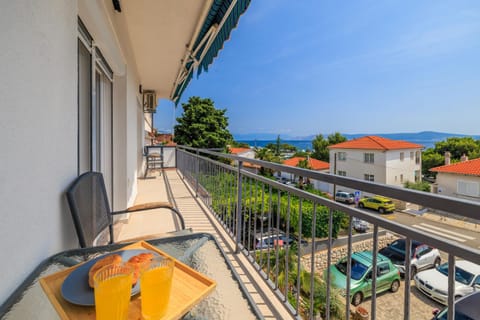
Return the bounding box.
[414,260,480,305]
[335,191,355,204]
[379,239,441,278]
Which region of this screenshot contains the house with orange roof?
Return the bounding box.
[328,136,423,192]
[228,146,259,173]
[430,155,480,201]
[280,156,330,192]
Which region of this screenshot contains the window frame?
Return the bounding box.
[78,17,115,206]
[364,174,374,182]
[364,153,374,164]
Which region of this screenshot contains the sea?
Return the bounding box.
[238,138,446,151]
[238,140,315,151]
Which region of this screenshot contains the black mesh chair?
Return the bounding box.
[66,171,186,248]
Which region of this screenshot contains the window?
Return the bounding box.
[338,170,346,176]
[78,19,114,205]
[414,170,421,182]
[457,181,480,197]
[415,151,421,164]
[364,153,374,163]
[400,174,404,183]
[364,174,374,182]
[377,263,390,276]
[338,152,346,161]
[410,152,414,160]
[400,152,404,161]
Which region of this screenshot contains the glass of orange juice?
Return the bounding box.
[94,264,134,320]
[140,256,174,319]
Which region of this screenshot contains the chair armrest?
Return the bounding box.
[126,202,173,212]
[112,202,186,230]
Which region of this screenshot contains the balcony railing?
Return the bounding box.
[174,146,480,320]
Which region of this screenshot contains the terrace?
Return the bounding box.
[2,2,480,319]
[119,145,480,319]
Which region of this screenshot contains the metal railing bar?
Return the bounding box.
[346,218,353,320]
[326,208,333,320]
[177,147,480,219]
[285,194,291,303]
[404,237,411,320]
[275,189,281,290]
[371,225,379,320]
[309,203,317,320]
[295,198,303,316]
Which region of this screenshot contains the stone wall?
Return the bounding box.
[301,234,398,275]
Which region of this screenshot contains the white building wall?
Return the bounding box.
[435,173,480,202]
[329,149,387,185]
[0,0,78,304]
[385,149,422,187]
[0,0,147,303]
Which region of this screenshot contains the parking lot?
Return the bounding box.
[356,278,443,319]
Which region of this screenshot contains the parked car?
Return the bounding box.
[352,217,369,233]
[358,196,395,213]
[432,291,480,320]
[335,191,355,204]
[252,228,306,249]
[379,238,441,278]
[414,260,480,305]
[324,251,401,306]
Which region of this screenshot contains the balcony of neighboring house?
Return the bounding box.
[115,146,480,320]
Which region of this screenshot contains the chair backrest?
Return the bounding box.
[66,172,113,248]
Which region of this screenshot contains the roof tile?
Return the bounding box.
[430,158,480,176]
[328,135,423,150]
[283,157,329,170]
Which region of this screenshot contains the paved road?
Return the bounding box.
[356,278,443,320]
[386,211,480,249]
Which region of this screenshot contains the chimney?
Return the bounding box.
[445,152,451,165]
[461,154,469,162]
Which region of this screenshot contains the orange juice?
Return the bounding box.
[141,263,173,319]
[94,266,133,320]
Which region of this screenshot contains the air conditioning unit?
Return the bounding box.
[143,90,157,113]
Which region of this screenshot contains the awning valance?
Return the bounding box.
[170,0,251,104]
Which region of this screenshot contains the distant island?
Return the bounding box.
[234,131,480,150]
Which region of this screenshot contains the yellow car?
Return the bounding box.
[358,196,395,213]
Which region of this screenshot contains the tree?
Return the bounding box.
[230,141,250,148]
[422,137,480,177]
[404,181,431,192]
[422,149,444,177]
[296,158,311,189]
[254,147,281,177]
[311,132,347,161]
[174,96,233,149]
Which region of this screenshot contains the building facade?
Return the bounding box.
[328,136,423,194]
[430,157,480,202]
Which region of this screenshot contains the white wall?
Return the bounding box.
[435,172,480,202]
[0,0,148,304]
[329,149,387,186]
[385,149,422,186]
[0,0,78,303]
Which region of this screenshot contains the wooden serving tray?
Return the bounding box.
[40,241,216,320]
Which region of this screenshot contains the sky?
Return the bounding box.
[155,0,480,138]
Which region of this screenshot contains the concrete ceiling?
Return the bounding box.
[122,0,212,100]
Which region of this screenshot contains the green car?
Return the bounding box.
[325,251,401,306]
[358,196,395,213]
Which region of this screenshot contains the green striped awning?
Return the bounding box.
[171,0,251,104]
